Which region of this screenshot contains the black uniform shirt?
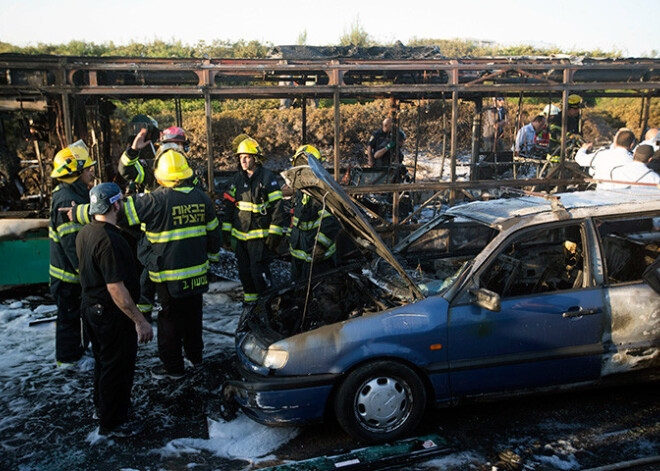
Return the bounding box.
[76,221,139,310]
[367,128,405,168]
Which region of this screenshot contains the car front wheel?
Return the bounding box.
[334,361,426,442]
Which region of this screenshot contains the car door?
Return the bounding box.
[593,213,660,377]
[447,221,604,397]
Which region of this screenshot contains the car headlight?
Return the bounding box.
[264,347,289,369]
[241,334,289,369]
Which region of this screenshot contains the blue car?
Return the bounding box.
[225,156,660,442]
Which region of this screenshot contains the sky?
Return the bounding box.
[1,0,658,57]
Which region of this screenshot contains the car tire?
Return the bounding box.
[334,361,426,443]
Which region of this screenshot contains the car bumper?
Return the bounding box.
[224,365,339,425]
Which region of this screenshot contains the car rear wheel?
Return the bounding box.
[334,361,426,442]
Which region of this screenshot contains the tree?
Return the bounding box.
[297,30,308,46]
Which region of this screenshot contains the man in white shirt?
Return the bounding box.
[608,145,660,189]
[637,128,659,152]
[575,128,636,189]
[512,115,546,155]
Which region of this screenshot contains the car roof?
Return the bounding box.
[447,189,660,230]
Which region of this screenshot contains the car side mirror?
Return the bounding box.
[470,287,501,312]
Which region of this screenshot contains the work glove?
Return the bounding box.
[311,245,327,263]
[265,234,282,253]
[385,141,395,151]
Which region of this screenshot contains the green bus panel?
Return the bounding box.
[0,232,49,286]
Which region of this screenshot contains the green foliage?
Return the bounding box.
[297,30,308,46]
[339,16,372,47]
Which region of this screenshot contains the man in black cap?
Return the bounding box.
[76,182,153,438]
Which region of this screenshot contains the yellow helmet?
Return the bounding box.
[568,94,583,108]
[154,149,193,187]
[235,137,263,157]
[292,144,324,166]
[51,140,95,183]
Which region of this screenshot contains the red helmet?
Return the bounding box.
[160,126,187,144]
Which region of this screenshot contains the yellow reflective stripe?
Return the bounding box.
[145,225,206,244]
[49,227,60,242]
[292,211,332,230]
[148,261,209,283]
[231,228,269,241]
[222,222,232,231]
[236,201,268,213]
[267,190,283,202]
[120,152,137,166]
[206,218,219,231]
[49,265,80,283]
[76,204,90,224]
[289,247,312,262]
[57,222,82,237]
[137,303,152,313]
[244,292,258,302]
[268,225,284,236]
[207,251,220,262]
[317,232,333,247]
[134,161,145,184]
[125,198,140,226]
[173,187,193,193]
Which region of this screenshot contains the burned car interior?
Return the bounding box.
[596,215,660,285]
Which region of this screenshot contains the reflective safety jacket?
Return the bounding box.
[124,185,221,297]
[222,166,286,242]
[118,147,156,192]
[289,191,340,264]
[49,179,90,290]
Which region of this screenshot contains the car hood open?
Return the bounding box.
[281,156,424,301]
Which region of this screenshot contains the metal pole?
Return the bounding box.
[470,97,482,181]
[450,90,459,204]
[333,87,340,182]
[302,95,307,144]
[204,90,214,195]
[639,94,650,142]
[62,92,72,144]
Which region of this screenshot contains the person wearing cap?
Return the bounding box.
[122,150,221,379]
[483,97,508,153]
[547,94,584,161]
[49,140,96,366]
[222,137,286,304]
[607,144,660,190]
[76,183,154,438]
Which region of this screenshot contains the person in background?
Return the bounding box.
[222,137,286,304]
[575,128,636,189]
[483,97,508,152]
[608,144,660,189]
[367,117,406,169]
[512,115,546,155]
[49,140,95,367]
[75,183,153,438]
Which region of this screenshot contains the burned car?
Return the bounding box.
[224,156,660,442]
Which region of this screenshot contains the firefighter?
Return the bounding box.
[49,140,95,366]
[122,150,221,379]
[118,124,193,321]
[222,137,286,304]
[288,145,340,282]
[117,115,159,193]
[546,94,584,162]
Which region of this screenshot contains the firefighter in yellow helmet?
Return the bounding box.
[121,149,221,379]
[222,137,286,303]
[288,145,340,281]
[49,140,95,366]
[547,94,584,161]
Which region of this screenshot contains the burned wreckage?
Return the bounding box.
[224,156,660,442]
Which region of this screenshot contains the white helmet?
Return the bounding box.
[542,104,560,116]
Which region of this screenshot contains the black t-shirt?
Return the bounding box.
[368,128,405,168]
[76,221,139,310]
